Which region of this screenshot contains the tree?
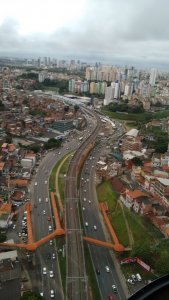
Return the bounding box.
[131,240,155,266]
[28,145,41,153]
[20,291,43,300]
[44,138,62,150]
[74,104,79,112]
[0,231,6,243]
[131,157,143,166]
[155,251,169,276]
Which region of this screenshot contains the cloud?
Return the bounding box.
[0,0,169,69]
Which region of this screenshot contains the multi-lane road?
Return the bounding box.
[26,110,128,300]
[80,144,127,300]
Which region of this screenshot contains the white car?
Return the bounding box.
[112,285,117,293]
[45,180,47,184]
[35,182,37,186]
[13,224,16,229]
[105,266,110,273]
[127,278,135,285]
[49,270,54,278]
[85,222,88,227]
[83,198,86,202]
[18,232,22,237]
[50,290,54,298]
[88,200,91,204]
[46,198,48,202]
[49,226,52,232]
[39,198,41,203]
[52,253,55,259]
[82,207,85,211]
[93,225,97,231]
[50,240,53,245]
[43,210,46,215]
[43,267,47,275]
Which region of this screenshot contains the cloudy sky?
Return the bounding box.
[1,0,169,68]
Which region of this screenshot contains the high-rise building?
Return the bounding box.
[149,68,157,86]
[104,86,114,105]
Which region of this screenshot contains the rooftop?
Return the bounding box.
[157,178,169,186]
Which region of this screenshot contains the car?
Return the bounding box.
[46,198,48,202]
[108,295,113,300]
[83,198,86,202]
[45,180,47,184]
[50,290,54,298]
[112,285,117,293]
[48,216,51,221]
[35,182,37,186]
[50,240,53,245]
[46,253,51,259]
[136,273,142,281]
[88,200,91,204]
[49,270,54,278]
[105,266,110,273]
[39,198,41,203]
[18,232,22,237]
[84,189,87,192]
[82,206,85,211]
[13,224,16,229]
[85,222,88,227]
[127,279,135,285]
[96,269,100,275]
[43,267,47,275]
[43,210,46,215]
[131,274,137,282]
[52,253,55,259]
[58,152,61,155]
[49,226,52,232]
[40,292,43,297]
[93,225,97,231]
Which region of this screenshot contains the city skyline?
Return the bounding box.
[1,0,169,70]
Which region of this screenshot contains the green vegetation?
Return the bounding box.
[20,292,43,300]
[58,156,71,202]
[0,230,6,242]
[142,126,169,154]
[96,180,118,210]
[106,103,144,114]
[18,72,38,80]
[109,204,129,247]
[102,108,169,122]
[30,109,46,117]
[0,100,6,111]
[32,78,69,93]
[44,138,62,150]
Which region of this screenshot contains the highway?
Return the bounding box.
[30,150,65,300]
[65,110,101,300]
[80,146,127,300]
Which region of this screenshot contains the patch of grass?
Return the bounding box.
[109,204,129,247]
[58,155,71,202]
[102,109,169,122]
[96,180,118,210]
[55,237,66,293]
[124,208,150,242]
[49,161,61,192]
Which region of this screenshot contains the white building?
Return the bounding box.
[104,86,114,105]
[149,68,157,86]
